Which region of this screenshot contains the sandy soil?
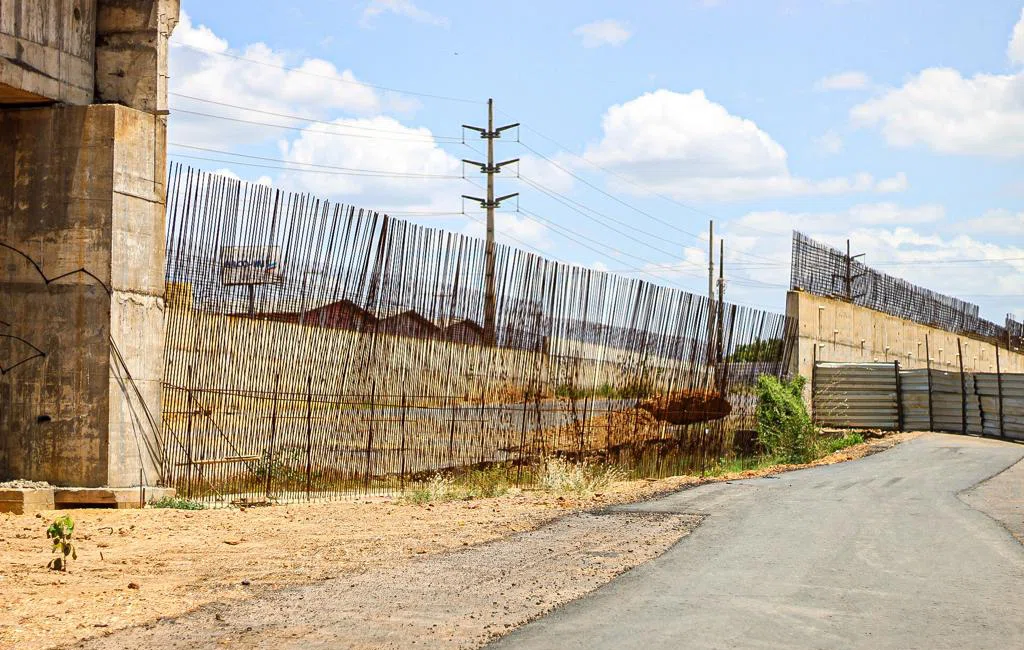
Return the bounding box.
[0,431,916,650]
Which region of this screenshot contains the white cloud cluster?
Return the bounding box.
[573,20,633,48]
[360,0,449,29]
[169,10,390,149]
[583,89,906,201]
[851,10,1024,158]
[1010,8,1024,65]
[816,71,871,91]
[277,117,460,206]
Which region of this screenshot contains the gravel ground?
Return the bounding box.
[1,432,914,650]
[72,511,701,650]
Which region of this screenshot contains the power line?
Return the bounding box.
[168,153,470,181]
[171,93,464,141]
[173,42,482,104]
[171,108,462,144]
[515,139,781,266]
[517,205,706,282]
[168,143,465,179]
[519,175,704,266]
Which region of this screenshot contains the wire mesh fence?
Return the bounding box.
[162,165,796,504]
[790,231,1013,344]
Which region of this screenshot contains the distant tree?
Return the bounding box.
[728,338,783,363]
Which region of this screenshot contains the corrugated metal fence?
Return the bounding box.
[813,361,1024,441]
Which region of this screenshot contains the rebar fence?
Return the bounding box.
[791,232,1015,345]
[161,166,796,504]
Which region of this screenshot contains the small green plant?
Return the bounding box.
[538,457,624,494]
[46,515,77,572]
[756,374,819,464]
[150,495,207,510]
[819,432,865,455]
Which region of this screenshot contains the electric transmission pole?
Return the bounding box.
[707,220,715,362]
[462,98,519,346]
[835,239,865,302]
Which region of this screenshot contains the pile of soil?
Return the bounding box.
[639,391,732,425]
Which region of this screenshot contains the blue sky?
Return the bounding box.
[168,1,1024,320]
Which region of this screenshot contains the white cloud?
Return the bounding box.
[846,201,941,224]
[957,209,1024,236]
[851,68,1024,157]
[173,10,228,53]
[583,89,905,201]
[816,71,871,91]
[875,171,908,193]
[277,116,463,211]
[573,20,632,48]
[1009,8,1024,64]
[360,0,449,28]
[851,12,1024,158]
[169,10,395,149]
[517,153,576,194]
[462,213,552,252]
[815,130,844,154]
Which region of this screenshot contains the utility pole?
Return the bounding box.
[707,220,715,362]
[836,238,865,302]
[717,238,725,363]
[462,98,519,346]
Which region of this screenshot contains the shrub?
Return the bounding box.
[150,495,206,510]
[755,375,818,463]
[46,515,77,572]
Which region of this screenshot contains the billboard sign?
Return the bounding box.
[220,246,283,286]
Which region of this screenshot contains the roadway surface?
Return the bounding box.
[492,433,1024,650]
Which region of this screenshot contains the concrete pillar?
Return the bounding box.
[0,1,177,488]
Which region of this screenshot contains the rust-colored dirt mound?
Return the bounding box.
[639,392,732,425]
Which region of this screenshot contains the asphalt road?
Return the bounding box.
[492,433,1024,650]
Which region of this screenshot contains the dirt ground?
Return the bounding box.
[0,431,917,650]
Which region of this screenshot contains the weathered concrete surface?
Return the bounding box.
[787,290,1024,402]
[54,484,174,508]
[0,103,167,487]
[0,486,54,513]
[0,0,96,105]
[493,433,1024,650]
[1,0,177,488]
[95,0,178,112]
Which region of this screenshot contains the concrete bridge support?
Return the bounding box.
[0,1,178,488]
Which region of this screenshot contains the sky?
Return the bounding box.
[167,0,1024,322]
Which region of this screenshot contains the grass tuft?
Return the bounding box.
[538,457,624,495]
[149,496,207,510]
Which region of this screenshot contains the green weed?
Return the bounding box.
[756,374,819,464]
[46,515,76,572]
[150,495,207,510]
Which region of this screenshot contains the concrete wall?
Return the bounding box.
[787,290,1024,403]
[0,0,97,104]
[0,104,167,486]
[0,0,177,487]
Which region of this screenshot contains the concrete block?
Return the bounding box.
[54,485,175,509]
[0,487,56,514]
